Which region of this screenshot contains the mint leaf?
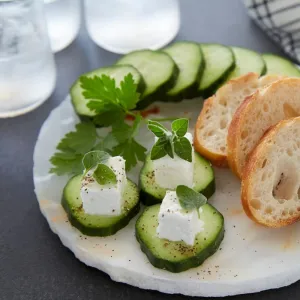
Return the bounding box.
[173,136,192,162]
[82,150,110,173]
[176,185,207,218]
[116,73,140,110]
[150,137,168,160]
[57,122,97,154]
[148,120,168,138]
[93,163,117,185]
[172,118,189,137]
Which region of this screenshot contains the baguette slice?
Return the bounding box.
[228,77,300,178]
[194,73,282,167]
[242,117,300,227]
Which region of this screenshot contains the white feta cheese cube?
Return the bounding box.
[157,191,204,246]
[153,132,194,189]
[80,156,127,216]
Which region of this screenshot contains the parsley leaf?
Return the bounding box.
[176,185,207,218]
[173,136,192,162]
[80,73,140,117]
[172,118,188,137]
[93,109,125,127]
[93,163,117,185]
[49,122,98,175]
[112,118,147,170]
[56,122,97,154]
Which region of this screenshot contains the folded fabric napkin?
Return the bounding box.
[244,0,300,62]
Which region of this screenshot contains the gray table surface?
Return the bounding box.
[0,0,298,299]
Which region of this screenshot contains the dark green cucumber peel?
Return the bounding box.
[199,44,236,98]
[139,153,215,206]
[62,175,140,237]
[136,204,225,273]
[163,42,205,102]
[116,50,179,109]
[70,65,146,120]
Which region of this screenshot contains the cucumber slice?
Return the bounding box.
[163,41,204,101]
[228,47,266,79]
[139,153,215,206]
[136,203,224,273]
[70,65,145,119]
[262,53,300,76]
[62,175,140,236]
[199,43,235,98]
[116,50,179,108]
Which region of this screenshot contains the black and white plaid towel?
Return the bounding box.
[244,0,300,62]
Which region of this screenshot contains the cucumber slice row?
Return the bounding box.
[262,53,300,77]
[228,46,266,80]
[70,65,145,119]
[136,203,224,273]
[163,41,204,101]
[116,50,179,109]
[139,153,215,206]
[62,175,140,237]
[198,43,235,98]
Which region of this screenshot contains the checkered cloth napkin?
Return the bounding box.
[244,0,300,62]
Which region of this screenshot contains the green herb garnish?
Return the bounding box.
[148,118,192,162]
[93,163,117,185]
[176,185,207,218]
[82,150,111,175]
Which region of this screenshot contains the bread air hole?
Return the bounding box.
[220,119,227,129]
[283,103,298,118]
[265,206,274,215]
[250,199,261,210]
[263,103,269,112]
[272,161,300,201]
[241,130,248,140]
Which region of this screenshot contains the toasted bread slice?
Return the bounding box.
[228,78,300,178]
[194,73,282,167]
[242,117,300,227]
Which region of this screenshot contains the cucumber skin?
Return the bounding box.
[61,178,140,237]
[165,44,205,102]
[135,204,225,273]
[136,61,180,109]
[139,176,216,206]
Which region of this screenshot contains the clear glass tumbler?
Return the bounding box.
[84,0,180,54]
[0,0,56,118]
[44,0,81,53]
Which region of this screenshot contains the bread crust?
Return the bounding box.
[242,117,300,227]
[194,73,259,167]
[228,77,300,178]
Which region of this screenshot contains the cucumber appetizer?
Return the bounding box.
[199,43,235,98]
[116,50,179,108]
[136,189,224,273]
[262,53,300,76]
[62,151,140,236]
[140,118,215,205]
[163,41,204,101]
[70,65,145,120]
[228,46,266,79]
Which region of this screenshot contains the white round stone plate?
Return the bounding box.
[33,96,300,297]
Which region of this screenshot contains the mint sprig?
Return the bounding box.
[148,118,192,162]
[176,185,207,218]
[93,163,117,185]
[82,150,111,174]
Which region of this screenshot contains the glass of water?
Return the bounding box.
[44,0,81,53]
[84,0,180,54]
[0,0,56,118]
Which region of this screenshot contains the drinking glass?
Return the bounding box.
[84,0,180,54]
[45,0,81,53]
[0,0,56,118]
